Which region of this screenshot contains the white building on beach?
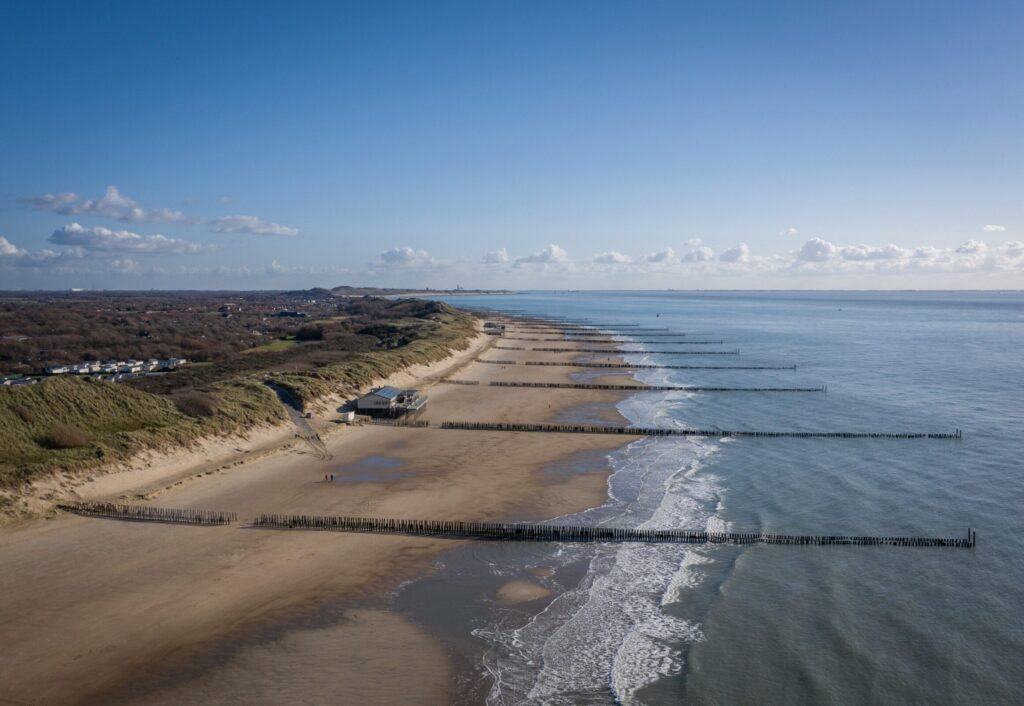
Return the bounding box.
[356,386,428,416]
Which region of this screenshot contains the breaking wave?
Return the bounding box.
[478,347,727,705]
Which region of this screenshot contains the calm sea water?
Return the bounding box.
[409,291,1024,705]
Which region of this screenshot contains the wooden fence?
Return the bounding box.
[523,361,796,370]
[441,380,826,392]
[58,501,237,525]
[249,513,975,548]
[439,420,962,440]
[524,347,740,354]
[503,338,724,343]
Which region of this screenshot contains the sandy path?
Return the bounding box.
[0,323,640,705]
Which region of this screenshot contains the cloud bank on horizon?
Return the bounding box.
[4,208,1021,288]
[1,183,1019,288]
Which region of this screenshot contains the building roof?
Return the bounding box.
[371,386,402,400]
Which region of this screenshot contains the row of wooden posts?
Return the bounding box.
[55,503,975,548]
[523,361,798,370]
[440,379,827,392]
[503,337,724,343]
[58,501,236,525]
[439,420,963,439]
[522,347,740,355]
[366,418,431,427]
[512,328,670,334]
[520,332,702,337]
[251,515,976,548]
[474,358,795,371]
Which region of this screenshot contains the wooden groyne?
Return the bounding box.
[367,418,431,427]
[523,361,796,370]
[442,380,826,392]
[249,514,975,548]
[527,347,740,355]
[532,334,708,338]
[504,338,724,344]
[512,328,670,334]
[58,501,237,525]
[439,421,962,440]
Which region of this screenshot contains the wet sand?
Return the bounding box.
[0,321,639,705]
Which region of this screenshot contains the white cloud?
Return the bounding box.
[787,237,1024,276]
[720,243,751,263]
[109,258,141,273]
[679,239,714,262]
[0,236,26,257]
[983,224,1006,232]
[999,241,1024,259]
[780,227,799,236]
[516,244,569,265]
[208,215,299,237]
[49,223,214,255]
[956,239,987,255]
[642,247,679,265]
[23,186,188,223]
[22,192,78,211]
[264,260,292,275]
[591,251,632,264]
[799,239,836,262]
[373,246,441,270]
[839,243,910,261]
[683,245,713,262]
[0,236,80,269]
[482,248,510,265]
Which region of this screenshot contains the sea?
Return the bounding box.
[399,290,1024,705]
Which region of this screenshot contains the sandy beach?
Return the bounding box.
[0,319,639,705]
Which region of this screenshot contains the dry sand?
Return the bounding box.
[0,322,640,705]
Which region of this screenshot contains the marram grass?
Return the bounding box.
[0,303,476,486]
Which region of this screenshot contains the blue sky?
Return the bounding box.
[1,0,1021,289]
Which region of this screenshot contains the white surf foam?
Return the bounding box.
[478,353,728,704]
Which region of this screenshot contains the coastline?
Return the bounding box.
[0,318,639,704]
[2,328,495,525]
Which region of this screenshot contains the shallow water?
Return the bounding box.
[417,291,1024,704]
[331,455,411,483]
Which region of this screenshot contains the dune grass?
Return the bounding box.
[0,300,476,487]
[0,376,284,486]
[243,338,298,354]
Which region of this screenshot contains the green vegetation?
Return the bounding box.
[243,338,298,354]
[267,303,476,402]
[43,424,91,450]
[0,297,476,486]
[0,375,284,485]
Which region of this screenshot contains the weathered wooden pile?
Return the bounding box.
[503,337,723,343]
[249,513,976,548]
[523,347,740,354]
[440,420,962,439]
[58,501,236,525]
[523,361,797,370]
[367,418,430,427]
[442,380,826,392]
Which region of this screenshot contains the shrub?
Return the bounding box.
[295,325,324,341]
[12,403,35,424]
[45,424,90,449]
[173,391,219,418]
